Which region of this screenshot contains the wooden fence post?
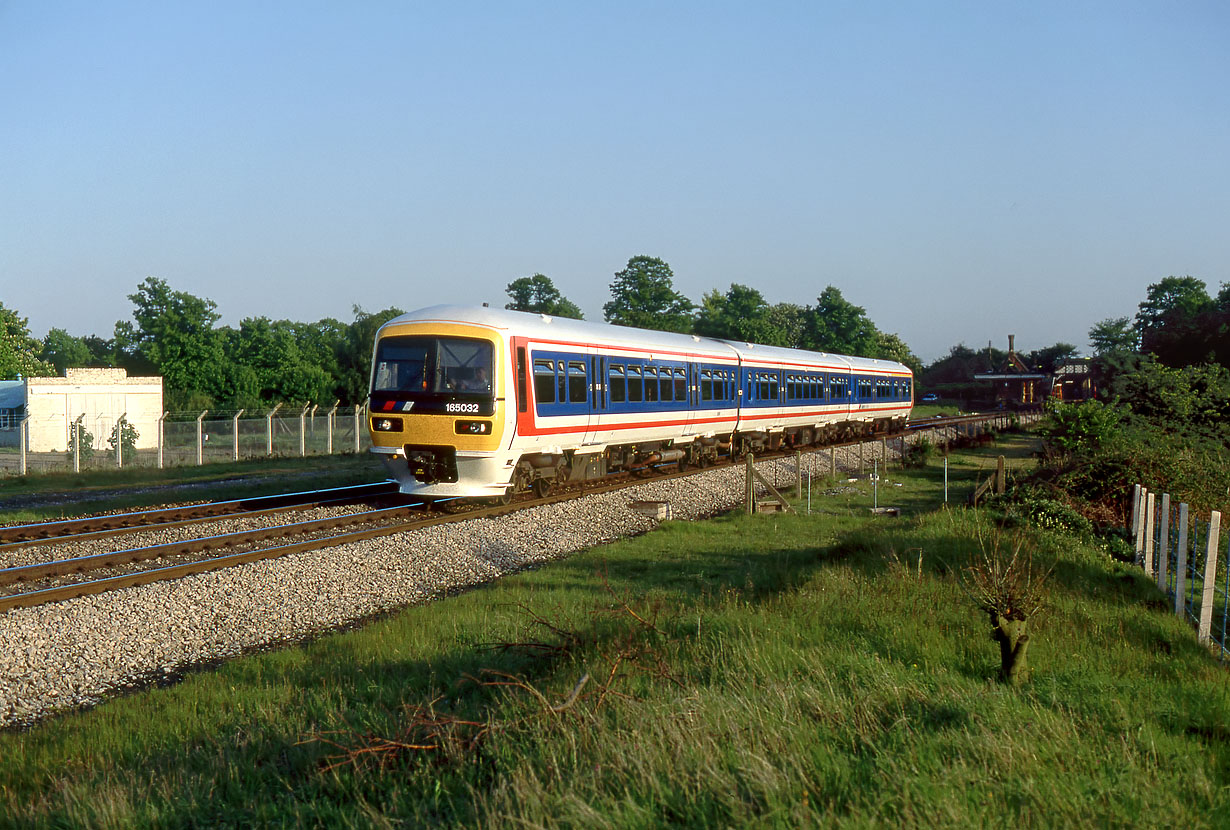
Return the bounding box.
[746,453,755,515]
[1198,511,1221,645]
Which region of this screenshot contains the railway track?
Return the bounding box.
[0,411,1029,615]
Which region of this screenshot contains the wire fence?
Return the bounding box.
[1131,484,1228,659]
[0,406,371,476]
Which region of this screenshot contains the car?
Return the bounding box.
[921,393,939,402]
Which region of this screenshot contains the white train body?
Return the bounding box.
[368,305,913,498]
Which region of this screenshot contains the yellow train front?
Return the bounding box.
[367,308,514,499]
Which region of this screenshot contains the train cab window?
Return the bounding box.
[568,362,587,403]
[609,365,626,403]
[373,336,494,396]
[644,367,659,402]
[533,360,556,404]
[628,366,643,402]
[905,379,913,399]
[673,368,687,401]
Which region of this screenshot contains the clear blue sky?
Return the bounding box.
[2,1,1227,361]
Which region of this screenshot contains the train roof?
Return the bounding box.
[380,305,911,375]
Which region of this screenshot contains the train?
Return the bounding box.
[367,305,913,499]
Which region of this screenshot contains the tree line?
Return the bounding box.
[2,256,925,412]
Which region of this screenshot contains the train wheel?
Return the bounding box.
[677,457,688,473]
[495,488,512,506]
[533,477,552,499]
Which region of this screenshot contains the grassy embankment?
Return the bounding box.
[2,433,1228,827]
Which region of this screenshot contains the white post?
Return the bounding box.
[1157,493,1171,592]
[266,403,283,456]
[19,416,29,476]
[1198,511,1221,645]
[1129,484,1142,546]
[299,403,310,457]
[327,400,339,454]
[157,411,168,469]
[196,410,208,466]
[114,412,127,469]
[1175,503,1190,618]
[1134,487,1148,565]
[232,409,245,462]
[73,414,85,473]
[1143,491,1156,577]
[354,404,363,453]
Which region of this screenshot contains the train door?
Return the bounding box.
[583,352,603,445]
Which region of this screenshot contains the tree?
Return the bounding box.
[1023,342,1079,374]
[40,328,94,375]
[873,331,922,374]
[505,274,583,319]
[0,302,54,379]
[603,256,694,333]
[1088,317,1138,357]
[335,305,405,404]
[804,286,879,357]
[693,284,775,343]
[124,277,227,404]
[1134,276,1215,367]
[225,317,334,406]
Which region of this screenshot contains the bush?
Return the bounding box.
[902,437,936,468]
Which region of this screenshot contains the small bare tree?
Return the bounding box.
[961,529,1052,686]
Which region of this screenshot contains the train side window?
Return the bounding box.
[628,366,643,402]
[533,360,556,404]
[609,365,626,403]
[700,369,713,401]
[568,361,587,403]
[516,347,528,413]
[659,368,674,402]
[674,368,687,401]
[644,367,659,402]
[558,361,567,404]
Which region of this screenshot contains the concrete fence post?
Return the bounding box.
[73,414,85,473]
[327,401,339,454]
[299,403,310,457]
[1176,503,1190,617]
[1130,484,1142,548]
[1198,511,1222,645]
[196,410,208,466]
[1157,493,1171,591]
[795,450,803,497]
[19,416,29,476]
[266,403,283,456]
[157,412,168,469]
[354,404,363,453]
[1143,491,1156,577]
[232,410,245,462]
[114,412,126,469]
[1134,487,1148,565]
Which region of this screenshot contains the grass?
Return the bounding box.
[2,434,1228,827]
[0,453,390,524]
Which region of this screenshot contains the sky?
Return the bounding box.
[2,2,1227,362]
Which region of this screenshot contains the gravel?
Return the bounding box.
[0,442,913,730]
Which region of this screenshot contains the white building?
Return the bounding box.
[0,368,163,452]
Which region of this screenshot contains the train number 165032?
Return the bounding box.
[445,402,480,414]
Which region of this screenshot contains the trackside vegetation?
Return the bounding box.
[2,433,1228,827]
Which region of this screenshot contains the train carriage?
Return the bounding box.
[368,305,912,499]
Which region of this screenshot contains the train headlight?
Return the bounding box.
[372,417,403,432]
[454,420,492,435]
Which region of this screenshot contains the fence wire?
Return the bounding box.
[0,407,371,475]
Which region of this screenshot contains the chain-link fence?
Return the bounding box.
[0,406,371,476]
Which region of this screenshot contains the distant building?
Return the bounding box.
[0,368,163,452]
[973,335,1093,407]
